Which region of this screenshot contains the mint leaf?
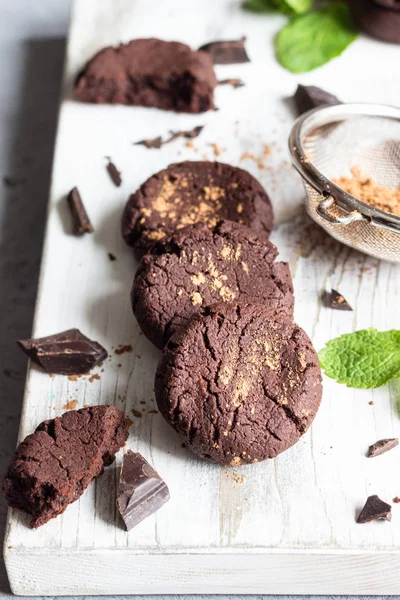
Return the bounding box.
[243,0,313,14]
[319,329,400,389]
[275,1,358,73]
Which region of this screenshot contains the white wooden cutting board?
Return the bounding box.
[4,0,400,595]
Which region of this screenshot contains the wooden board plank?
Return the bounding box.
[4,0,400,594]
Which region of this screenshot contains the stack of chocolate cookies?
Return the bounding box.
[123,160,323,466]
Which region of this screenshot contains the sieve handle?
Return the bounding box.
[316,196,364,225]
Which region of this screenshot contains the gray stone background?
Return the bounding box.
[0,1,395,598]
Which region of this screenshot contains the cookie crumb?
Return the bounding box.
[88,373,100,383]
[232,471,245,484]
[131,408,142,418]
[62,399,78,410]
[393,497,400,504]
[115,344,133,355]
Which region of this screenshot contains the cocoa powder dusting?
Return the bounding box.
[334,167,400,217]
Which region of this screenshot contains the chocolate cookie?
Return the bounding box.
[132,221,293,348]
[75,38,217,112]
[3,406,128,528]
[155,302,322,465]
[348,0,400,44]
[122,161,274,255]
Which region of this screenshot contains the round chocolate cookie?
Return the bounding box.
[121,161,274,255]
[155,302,322,465]
[132,220,294,348]
[348,0,400,43]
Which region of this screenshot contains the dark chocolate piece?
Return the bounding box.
[106,159,122,187]
[108,252,117,261]
[294,85,341,116]
[117,450,170,531]
[67,187,94,234]
[357,495,392,523]
[134,136,163,149]
[75,39,217,113]
[3,406,128,528]
[348,0,400,44]
[198,38,250,64]
[322,289,352,311]
[17,328,107,375]
[368,438,399,457]
[218,78,245,88]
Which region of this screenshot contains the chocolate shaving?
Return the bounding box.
[134,126,204,149]
[198,38,250,64]
[106,159,122,187]
[357,495,391,523]
[17,328,107,375]
[367,438,399,457]
[322,289,352,311]
[117,451,170,531]
[67,187,94,234]
[134,136,163,149]
[218,78,245,89]
[294,85,341,116]
[108,252,116,261]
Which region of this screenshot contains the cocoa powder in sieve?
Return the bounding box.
[334,167,400,217]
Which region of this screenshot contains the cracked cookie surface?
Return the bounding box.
[122,161,274,255]
[2,406,128,528]
[132,220,294,348]
[155,302,322,465]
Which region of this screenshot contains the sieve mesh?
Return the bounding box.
[297,113,400,263]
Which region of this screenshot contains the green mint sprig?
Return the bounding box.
[319,329,400,389]
[244,0,358,73]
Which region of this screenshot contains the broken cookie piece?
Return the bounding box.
[294,85,341,116]
[3,406,128,528]
[155,301,322,465]
[117,450,170,531]
[75,38,217,113]
[17,328,107,375]
[357,495,392,523]
[367,438,399,458]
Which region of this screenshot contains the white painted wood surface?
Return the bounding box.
[4,0,400,594]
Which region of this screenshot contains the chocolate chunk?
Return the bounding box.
[198,38,250,64]
[368,438,399,457]
[108,252,117,261]
[17,328,107,375]
[106,159,122,187]
[357,495,392,523]
[322,289,352,311]
[348,0,400,44]
[294,85,341,116]
[75,39,217,113]
[134,136,163,149]
[3,406,128,528]
[117,450,170,531]
[218,78,245,88]
[67,187,94,234]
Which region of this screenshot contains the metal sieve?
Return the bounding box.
[289,103,400,263]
